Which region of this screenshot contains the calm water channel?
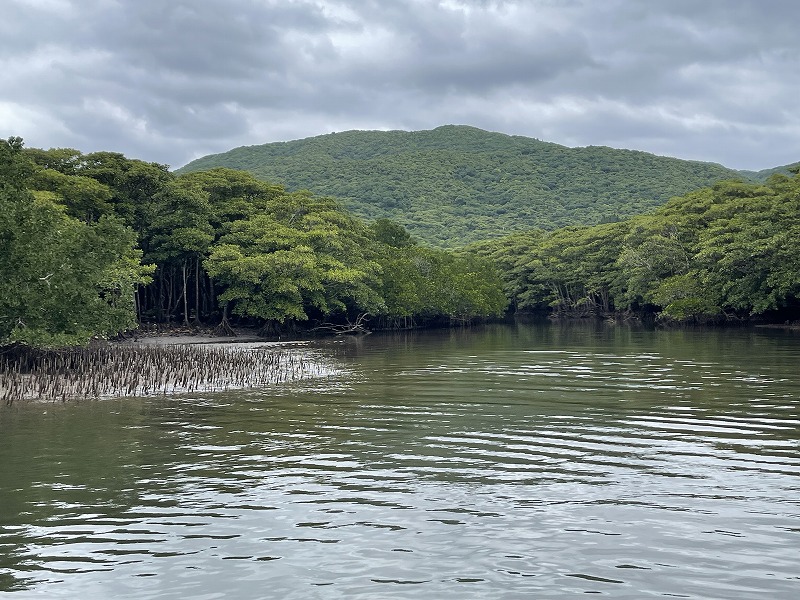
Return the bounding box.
[1,322,799,599]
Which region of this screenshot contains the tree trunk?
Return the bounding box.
[135,286,142,324]
[208,276,216,319]
[164,268,174,322]
[169,266,185,323]
[214,303,236,336]
[182,260,190,326]
[158,270,166,322]
[193,255,202,326]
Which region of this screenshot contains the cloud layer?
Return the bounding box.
[3,0,798,170]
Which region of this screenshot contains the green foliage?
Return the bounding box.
[173,167,285,227]
[28,169,114,221]
[144,179,215,263]
[205,193,385,323]
[1,138,153,347]
[649,274,719,321]
[370,218,415,248]
[467,230,548,311]
[177,125,747,247]
[375,246,508,323]
[691,177,800,315]
[23,147,84,175]
[23,147,173,232]
[468,173,800,323]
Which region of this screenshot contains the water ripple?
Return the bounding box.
[1,326,799,599]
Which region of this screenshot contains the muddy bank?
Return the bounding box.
[115,325,271,346]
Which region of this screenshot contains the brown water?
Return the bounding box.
[1,322,799,599]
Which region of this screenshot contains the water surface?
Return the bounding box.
[1,323,799,599]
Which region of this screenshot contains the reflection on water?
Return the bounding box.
[1,322,799,599]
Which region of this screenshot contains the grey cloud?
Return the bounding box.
[1,0,798,170]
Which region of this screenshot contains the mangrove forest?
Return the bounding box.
[2,132,799,353]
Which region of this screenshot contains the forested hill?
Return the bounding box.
[738,161,800,182]
[177,125,747,246]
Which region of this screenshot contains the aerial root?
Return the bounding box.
[0,344,332,405]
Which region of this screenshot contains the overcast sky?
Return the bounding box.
[2,0,798,171]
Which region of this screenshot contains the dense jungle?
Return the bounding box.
[2,128,799,349]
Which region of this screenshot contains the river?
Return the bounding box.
[1,322,799,599]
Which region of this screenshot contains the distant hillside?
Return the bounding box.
[738,162,800,182]
[178,125,748,246]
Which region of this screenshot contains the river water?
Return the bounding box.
[1,322,799,599]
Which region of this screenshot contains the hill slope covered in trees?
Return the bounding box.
[738,161,800,182]
[178,125,747,246]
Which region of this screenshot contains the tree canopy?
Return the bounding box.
[467,171,800,323]
[1,138,153,347]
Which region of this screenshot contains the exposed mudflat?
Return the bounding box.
[116,327,281,347]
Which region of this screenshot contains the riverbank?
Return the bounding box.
[114,324,272,346]
[754,322,800,331]
[119,333,270,347]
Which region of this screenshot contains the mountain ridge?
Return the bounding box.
[176,125,795,246]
